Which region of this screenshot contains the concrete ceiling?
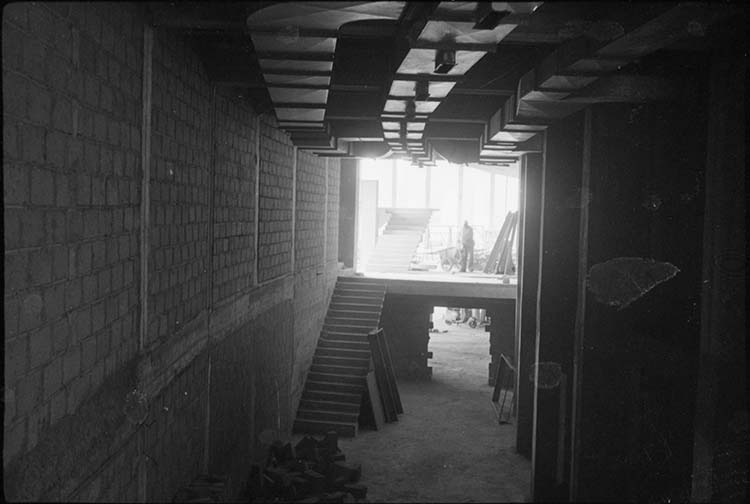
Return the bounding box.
[148,1,737,166]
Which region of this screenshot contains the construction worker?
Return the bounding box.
[460,220,474,272]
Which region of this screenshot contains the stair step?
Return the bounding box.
[293,418,357,437]
[313,355,370,368]
[316,347,370,359]
[324,317,377,327]
[310,364,368,379]
[333,288,383,298]
[323,324,374,335]
[328,302,381,312]
[299,399,360,413]
[302,389,361,404]
[306,380,365,395]
[318,339,370,351]
[321,330,370,342]
[331,295,382,305]
[326,310,380,322]
[336,277,385,287]
[307,372,366,386]
[297,408,359,424]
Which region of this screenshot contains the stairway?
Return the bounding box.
[293,276,386,437]
[365,208,434,273]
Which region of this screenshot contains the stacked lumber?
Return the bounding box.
[245,432,367,503]
[484,211,519,275]
[491,353,516,424]
[366,328,402,427]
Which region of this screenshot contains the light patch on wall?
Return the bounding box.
[529,362,563,389]
[587,257,680,310]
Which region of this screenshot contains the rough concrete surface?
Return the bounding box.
[327,307,530,502]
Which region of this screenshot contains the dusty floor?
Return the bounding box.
[331,308,530,503]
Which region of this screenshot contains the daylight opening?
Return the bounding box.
[355,158,519,276]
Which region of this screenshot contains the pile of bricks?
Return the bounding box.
[246,431,367,503]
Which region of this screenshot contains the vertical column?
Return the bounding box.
[291,147,297,273]
[137,24,154,504]
[532,111,586,501]
[516,150,543,459]
[692,43,747,502]
[323,158,329,266]
[338,159,357,268]
[425,165,431,246]
[458,164,465,228]
[206,87,217,310]
[489,172,496,227]
[203,85,217,477]
[253,115,261,286]
[569,109,591,499]
[391,159,398,207]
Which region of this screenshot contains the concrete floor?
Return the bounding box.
[334,308,531,503]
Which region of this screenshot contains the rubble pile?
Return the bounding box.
[247,431,367,503]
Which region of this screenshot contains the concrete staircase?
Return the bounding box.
[293,276,386,437]
[365,208,434,273]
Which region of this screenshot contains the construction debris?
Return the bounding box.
[173,474,227,502]
[246,431,368,503]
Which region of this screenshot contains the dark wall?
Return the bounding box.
[576,96,708,500]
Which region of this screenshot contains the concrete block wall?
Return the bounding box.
[258,116,294,283]
[211,91,256,304]
[147,27,212,346]
[3,2,143,499]
[3,2,343,501]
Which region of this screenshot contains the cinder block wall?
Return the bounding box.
[3,2,341,501]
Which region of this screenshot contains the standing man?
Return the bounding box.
[460,220,474,272]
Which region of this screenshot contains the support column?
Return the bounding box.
[532,111,587,501]
[516,151,543,459]
[338,159,357,268]
[137,24,154,504]
[425,165,431,246]
[291,147,297,273]
[692,37,747,503]
[253,115,261,286]
[391,159,398,207]
[489,172,496,226]
[457,164,464,230]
